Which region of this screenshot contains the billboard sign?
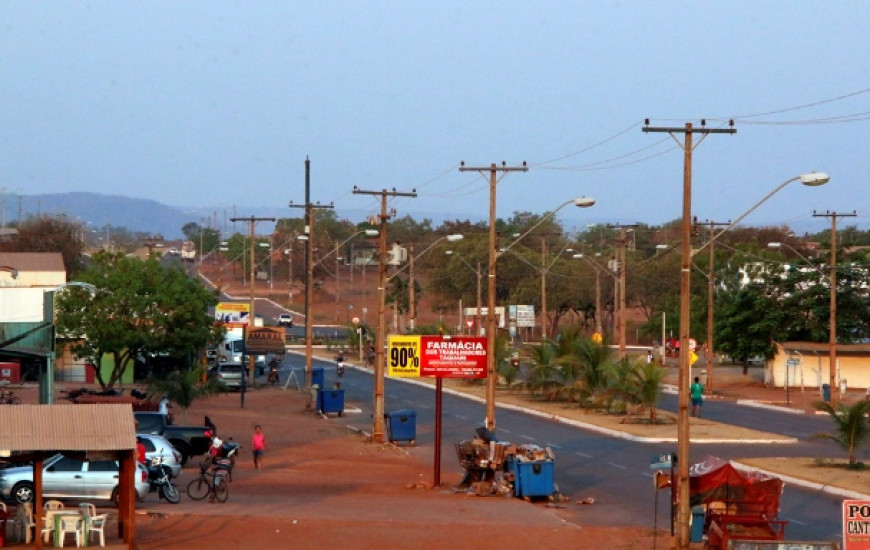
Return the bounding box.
[245,327,286,355]
[844,500,870,549]
[420,336,487,378]
[215,302,250,327]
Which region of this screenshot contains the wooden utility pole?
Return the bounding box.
[229,215,275,383]
[352,186,417,443]
[289,158,333,407]
[642,121,735,550]
[606,224,638,360]
[458,162,528,431]
[813,210,856,407]
[142,235,164,258]
[697,219,730,394]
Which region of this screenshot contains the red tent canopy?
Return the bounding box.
[687,455,784,519]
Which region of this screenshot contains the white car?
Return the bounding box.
[277,313,293,326]
[0,453,149,504]
[138,433,183,478]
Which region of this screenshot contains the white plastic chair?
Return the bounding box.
[78,502,97,518]
[87,513,108,547]
[56,514,83,548]
[44,499,65,511]
[14,502,35,543]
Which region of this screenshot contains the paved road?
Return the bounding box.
[275,352,852,543]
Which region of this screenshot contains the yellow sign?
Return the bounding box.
[689,351,698,365]
[387,335,421,377]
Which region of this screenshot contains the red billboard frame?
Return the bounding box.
[419,336,486,378]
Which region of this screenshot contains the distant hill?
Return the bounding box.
[16,192,489,239]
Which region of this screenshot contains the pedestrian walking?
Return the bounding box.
[690,376,704,417]
[252,424,266,470]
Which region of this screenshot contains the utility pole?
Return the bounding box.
[697,219,730,394]
[606,223,638,361]
[289,158,334,407]
[813,210,856,407]
[459,161,528,431]
[642,120,735,550]
[352,186,417,443]
[408,244,415,332]
[229,215,276,384]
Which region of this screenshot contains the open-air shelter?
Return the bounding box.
[0,403,139,549]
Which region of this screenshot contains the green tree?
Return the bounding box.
[812,400,870,466]
[714,282,783,372]
[55,252,222,389]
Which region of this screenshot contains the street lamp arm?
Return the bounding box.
[694,172,829,257]
[387,234,463,281]
[500,197,595,257]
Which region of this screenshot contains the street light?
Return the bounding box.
[484,196,594,430]
[673,171,828,547]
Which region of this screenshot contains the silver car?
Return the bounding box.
[0,453,149,504]
[138,433,183,478]
[209,363,246,390]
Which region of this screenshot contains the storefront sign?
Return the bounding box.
[387,335,422,378]
[844,500,870,549]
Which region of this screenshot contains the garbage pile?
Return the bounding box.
[455,427,556,499]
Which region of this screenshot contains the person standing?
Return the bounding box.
[690,376,704,417]
[252,425,266,470]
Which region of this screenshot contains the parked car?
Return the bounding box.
[278,313,293,326]
[208,363,246,390]
[138,433,183,478]
[0,453,149,505]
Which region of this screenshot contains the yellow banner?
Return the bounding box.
[388,335,421,377]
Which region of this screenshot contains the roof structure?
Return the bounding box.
[0,403,136,455]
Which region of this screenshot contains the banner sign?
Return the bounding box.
[387,335,422,378]
[844,500,870,549]
[245,327,286,355]
[513,305,536,328]
[420,336,487,378]
[215,302,250,327]
[388,336,487,378]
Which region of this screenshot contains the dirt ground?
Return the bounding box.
[129,384,664,550]
[6,358,866,548]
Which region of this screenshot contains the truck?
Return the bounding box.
[134,411,214,466]
[181,240,196,262]
[215,324,266,375]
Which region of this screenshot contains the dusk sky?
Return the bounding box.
[2,2,868,234]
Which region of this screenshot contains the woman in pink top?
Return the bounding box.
[252,424,266,470]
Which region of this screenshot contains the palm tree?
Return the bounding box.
[812,399,870,466]
[526,339,563,399]
[147,366,226,424]
[629,361,667,423]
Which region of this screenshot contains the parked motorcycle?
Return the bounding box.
[146,454,181,504]
[267,359,280,386]
[207,436,241,481]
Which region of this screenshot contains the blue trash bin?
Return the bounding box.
[386,409,416,444]
[509,459,554,498]
[822,383,831,402]
[691,505,706,542]
[319,389,345,415]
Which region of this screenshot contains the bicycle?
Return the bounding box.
[0,390,21,405]
[186,462,229,502]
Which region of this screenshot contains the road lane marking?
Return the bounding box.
[608,462,627,469]
[575,452,592,458]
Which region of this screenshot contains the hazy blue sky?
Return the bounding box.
[1,2,868,234]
